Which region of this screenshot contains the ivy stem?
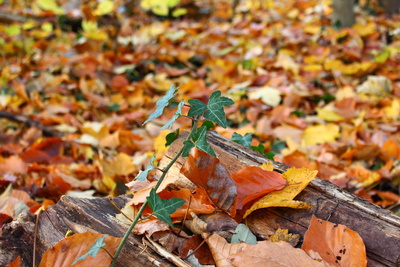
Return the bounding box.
[111,116,199,266]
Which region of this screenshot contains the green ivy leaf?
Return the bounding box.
[161,100,184,129]
[72,235,108,264]
[231,132,253,147]
[143,85,177,126]
[264,151,276,160]
[146,188,185,227]
[187,99,207,117]
[201,120,214,130]
[204,91,234,128]
[182,140,195,157]
[231,224,257,245]
[250,143,265,155]
[165,129,180,146]
[135,153,156,181]
[193,126,216,157]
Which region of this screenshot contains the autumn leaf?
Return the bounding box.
[302,215,367,267]
[204,233,326,267]
[157,188,215,219]
[146,188,185,227]
[39,232,121,267]
[244,167,318,218]
[181,148,237,217]
[231,166,287,209]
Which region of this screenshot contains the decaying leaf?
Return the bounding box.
[269,228,300,247]
[39,232,121,267]
[181,148,238,217]
[204,233,326,267]
[302,215,367,267]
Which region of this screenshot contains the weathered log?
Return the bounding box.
[0,195,175,267]
[159,131,400,267]
[1,130,399,266]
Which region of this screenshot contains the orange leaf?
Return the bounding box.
[231,166,286,209]
[181,149,237,217]
[158,188,215,219]
[39,232,121,267]
[302,215,367,267]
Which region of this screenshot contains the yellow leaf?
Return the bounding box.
[302,64,322,72]
[259,162,274,171]
[248,86,281,107]
[303,123,340,146]
[353,22,376,37]
[5,25,21,36]
[316,105,345,122]
[22,20,37,30]
[154,130,170,159]
[304,25,321,35]
[152,4,169,16]
[85,29,108,41]
[383,98,400,119]
[323,59,342,71]
[167,0,179,8]
[244,167,317,218]
[172,7,187,17]
[82,19,98,32]
[93,0,114,16]
[81,122,109,139]
[41,22,53,32]
[37,0,64,14]
[269,228,300,246]
[276,51,299,75]
[98,153,136,177]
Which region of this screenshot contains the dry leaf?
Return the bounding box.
[302,215,367,267]
[244,167,317,218]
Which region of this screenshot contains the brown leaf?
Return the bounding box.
[39,232,121,267]
[302,215,367,267]
[181,148,237,217]
[180,235,215,265]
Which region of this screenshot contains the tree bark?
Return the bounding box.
[159,130,400,267]
[1,130,399,266]
[332,0,355,28]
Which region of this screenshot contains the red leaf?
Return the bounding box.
[231,166,287,209]
[180,148,237,217]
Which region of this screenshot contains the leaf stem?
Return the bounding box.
[111,116,199,266]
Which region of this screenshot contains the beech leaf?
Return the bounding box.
[161,100,185,129]
[143,85,177,126]
[181,148,237,217]
[146,188,185,227]
[302,215,367,267]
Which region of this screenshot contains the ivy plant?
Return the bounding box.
[111,86,234,265]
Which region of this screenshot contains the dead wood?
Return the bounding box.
[159,130,400,267]
[1,130,399,266]
[0,195,175,267]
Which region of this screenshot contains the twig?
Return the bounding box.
[0,111,64,137]
[108,197,133,222]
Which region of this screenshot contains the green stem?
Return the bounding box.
[111,117,199,266]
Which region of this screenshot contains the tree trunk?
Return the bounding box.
[332,0,355,28]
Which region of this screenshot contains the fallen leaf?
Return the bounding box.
[303,124,340,146]
[269,228,300,247]
[302,215,367,267]
[244,167,317,218]
[181,148,238,217]
[231,166,286,209]
[39,232,121,267]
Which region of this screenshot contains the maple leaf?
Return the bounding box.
[142,85,178,126]
[146,188,185,227]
